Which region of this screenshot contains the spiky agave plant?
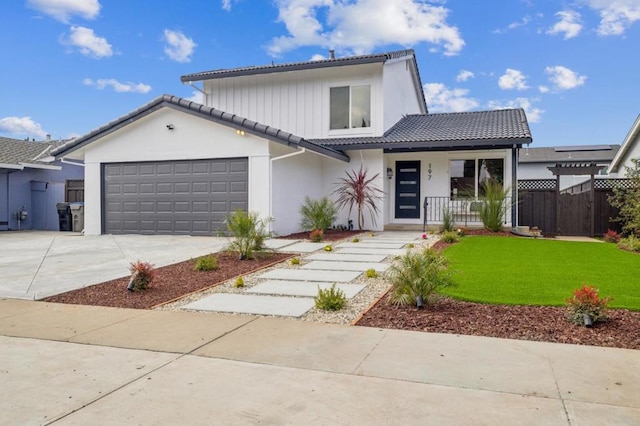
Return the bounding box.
[332,165,384,230]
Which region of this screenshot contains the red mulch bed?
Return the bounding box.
[43,251,292,309]
[356,294,640,350]
[280,229,364,241]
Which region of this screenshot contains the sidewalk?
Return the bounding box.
[2,299,639,425]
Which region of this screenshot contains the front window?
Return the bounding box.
[330,85,371,130]
[450,158,504,198]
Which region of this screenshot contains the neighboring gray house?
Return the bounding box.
[53,50,532,236]
[518,145,620,190]
[0,137,84,231]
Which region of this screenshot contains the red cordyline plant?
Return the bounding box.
[566,284,612,326]
[332,165,384,231]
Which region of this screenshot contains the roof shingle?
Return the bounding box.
[0,137,57,168]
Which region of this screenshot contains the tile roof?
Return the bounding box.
[52,94,350,162]
[519,145,620,164]
[181,49,416,82]
[0,136,58,168]
[310,109,532,150]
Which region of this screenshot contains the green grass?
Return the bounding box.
[441,236,640,310]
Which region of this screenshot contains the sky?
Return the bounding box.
[0,0,638,148]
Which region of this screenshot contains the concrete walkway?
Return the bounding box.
[1,299,638,425]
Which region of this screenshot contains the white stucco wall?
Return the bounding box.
[81,108,272,235]
[382,59,424,131]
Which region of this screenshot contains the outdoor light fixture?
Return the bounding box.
[386,167,393,179]
[166,124,175,130]
[416,295,424,309]
[236,129,245,136]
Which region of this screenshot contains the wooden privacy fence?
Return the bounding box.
[517,179,627,237]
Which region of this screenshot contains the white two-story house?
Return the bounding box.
[53,49,532,236]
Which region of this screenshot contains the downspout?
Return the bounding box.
[511,145,518,228]
[6,170,18,230]
[269,148,307,231]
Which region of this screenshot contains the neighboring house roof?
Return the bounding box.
[181,49,428,114]
[52,94,351,162]
[309,109,532,151]
[609,114,640,173]
[0,136,61,170]
[519,145,620,164]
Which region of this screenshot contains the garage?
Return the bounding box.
[103,158,248,235]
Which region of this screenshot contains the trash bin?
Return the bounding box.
[56,203,72,232]
[69,202,85,232]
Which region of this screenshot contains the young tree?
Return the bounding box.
[332,166,384,231]
[609,159,640,236]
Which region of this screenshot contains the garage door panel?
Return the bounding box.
[104,158,248,235]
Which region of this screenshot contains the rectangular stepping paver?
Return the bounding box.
[247,280,366,298]
[301,261,389,273]
[338,242,405,249]
[279,242,327,253]
[335,247,405,256]
[258,269,361,282]
[264,239,299,250]
[184,294,314,317]
[305,253,387,262]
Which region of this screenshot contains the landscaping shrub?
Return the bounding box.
[290,257,301,265]
[324,244,333,252]
[441,207,455,232]
[608,158,640,236]
[566,284,611,326]
[387,248,455,307]
[440,231,460,243]
[128,260,156,291]
[225,210,273,260]
[479,180,510,232]
[618,235,640,252]
[365,268,378,278]
[352,237,360,243]
[299,197,338,232]
[602,229,621,243]
[194,255,219,271]
[309,229,324,242]
[234,276,245,288]
[314,284,347,311]
[332,165,384,230]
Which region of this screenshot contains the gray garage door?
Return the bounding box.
[103,158,248,235]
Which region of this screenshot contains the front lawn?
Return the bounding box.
[441,236,640,310]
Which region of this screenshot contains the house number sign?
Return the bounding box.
[427,163,432,180]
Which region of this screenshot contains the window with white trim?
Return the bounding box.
[450,158,504,198]
[330,85,371,130]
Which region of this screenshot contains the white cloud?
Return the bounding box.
[423,83,479,113]
[185,90,204,103]
[63,26,113,58]
[27,0,100,23]
[492,14,538,34]
[310,54,326,61]
[538,85,550,93]
[545,65,587,90]
[221,0,238,11]
[456,70,474,82]
[83,78,151,93]
[0,116,48,139]
[268,0,464,57]
[586,0,640,35]
[487,98,543,123]
[547,10,582,39]
[163,29,196,63]
[498,68,529,90]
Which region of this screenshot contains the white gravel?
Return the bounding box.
[159,233,439,325]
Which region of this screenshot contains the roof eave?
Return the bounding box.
[324,138,531,151]
[609,114,640,173]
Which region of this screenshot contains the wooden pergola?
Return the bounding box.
[547,162,606,236]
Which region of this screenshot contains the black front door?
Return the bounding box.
[395,161,421,219]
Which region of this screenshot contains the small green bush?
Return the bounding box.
[365,268,378,278]
[314,284,347,311]
[406,243,415,249]
[441,207,455,232]
[618,235,640,252]
[194,255,219,271]
[324,244,333,252]
[479,180,510,232]
[440,231,460,243]
[128,260,155,291]
[566,284,611,326]
[225,210,273,260]
[234,277,245,288]
[291,257,301,265]
[352,237,360,243]
[300,197,338,232]
[387,248,455,307]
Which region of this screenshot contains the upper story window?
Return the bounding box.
[450,158,504,198]
[330,85,371,130]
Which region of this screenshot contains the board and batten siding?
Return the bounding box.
[382,59,425,131]
[203,63,387,139]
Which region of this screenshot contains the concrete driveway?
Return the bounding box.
[0,231,228,300]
